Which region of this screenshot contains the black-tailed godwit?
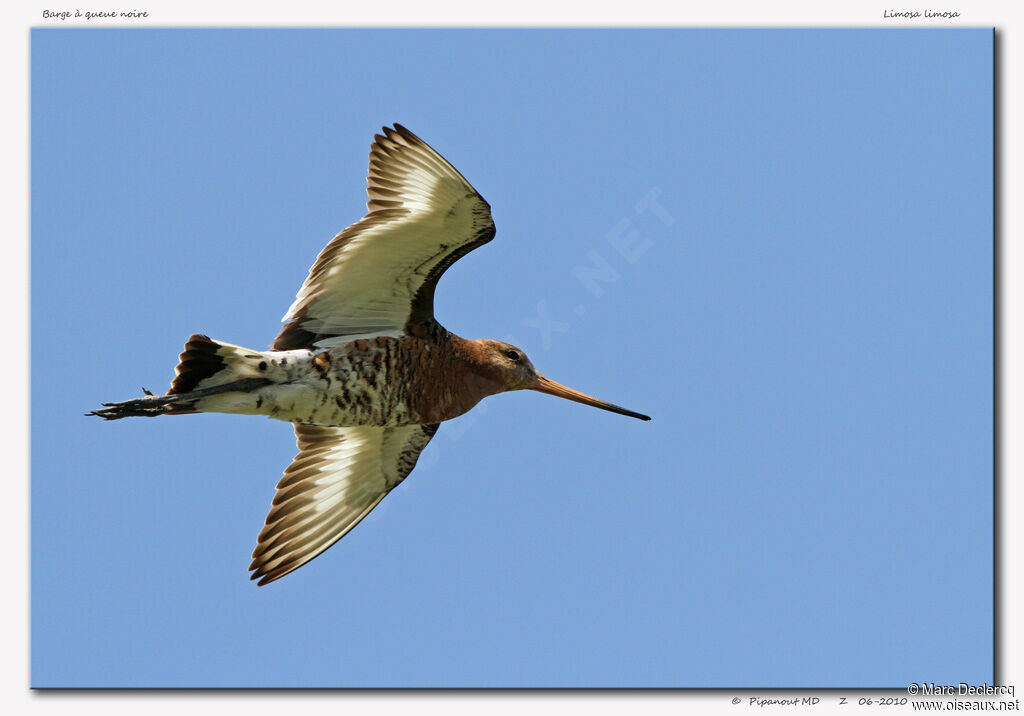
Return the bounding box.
[92,124,650,585]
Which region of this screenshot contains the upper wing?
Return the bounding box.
[249,422,439,585]
[274,124,496,350]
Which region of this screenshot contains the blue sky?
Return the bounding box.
[31,28,992,687]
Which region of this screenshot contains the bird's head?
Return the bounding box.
[473,339,651,421]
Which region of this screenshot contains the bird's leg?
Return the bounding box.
[88,378,272,420]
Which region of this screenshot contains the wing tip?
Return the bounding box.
[392,123,418,143]
[249,555,291,586]
[374,123,422,150]
[250,569,275,587]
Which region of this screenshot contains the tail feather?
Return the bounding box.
[170,335,224,394]
[169,334,267,395]
[91,334,294,421]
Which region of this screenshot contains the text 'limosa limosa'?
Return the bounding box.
[91,124,650,585]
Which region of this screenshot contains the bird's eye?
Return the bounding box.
[505,350,521,362]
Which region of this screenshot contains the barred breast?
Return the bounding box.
[252,335,464,427]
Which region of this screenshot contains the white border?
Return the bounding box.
[5,2,1018,714]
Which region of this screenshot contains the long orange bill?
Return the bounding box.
[531,375,651,421]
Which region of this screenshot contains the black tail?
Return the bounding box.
[170,334,228,395]
[169,334,270,395]
[89,335,273,420]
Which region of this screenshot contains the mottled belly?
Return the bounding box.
[259,346,418,427]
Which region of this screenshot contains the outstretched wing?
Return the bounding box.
[274,124,496,350]
[249,422,439,585]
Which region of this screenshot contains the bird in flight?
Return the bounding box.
[92,124,650,585]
